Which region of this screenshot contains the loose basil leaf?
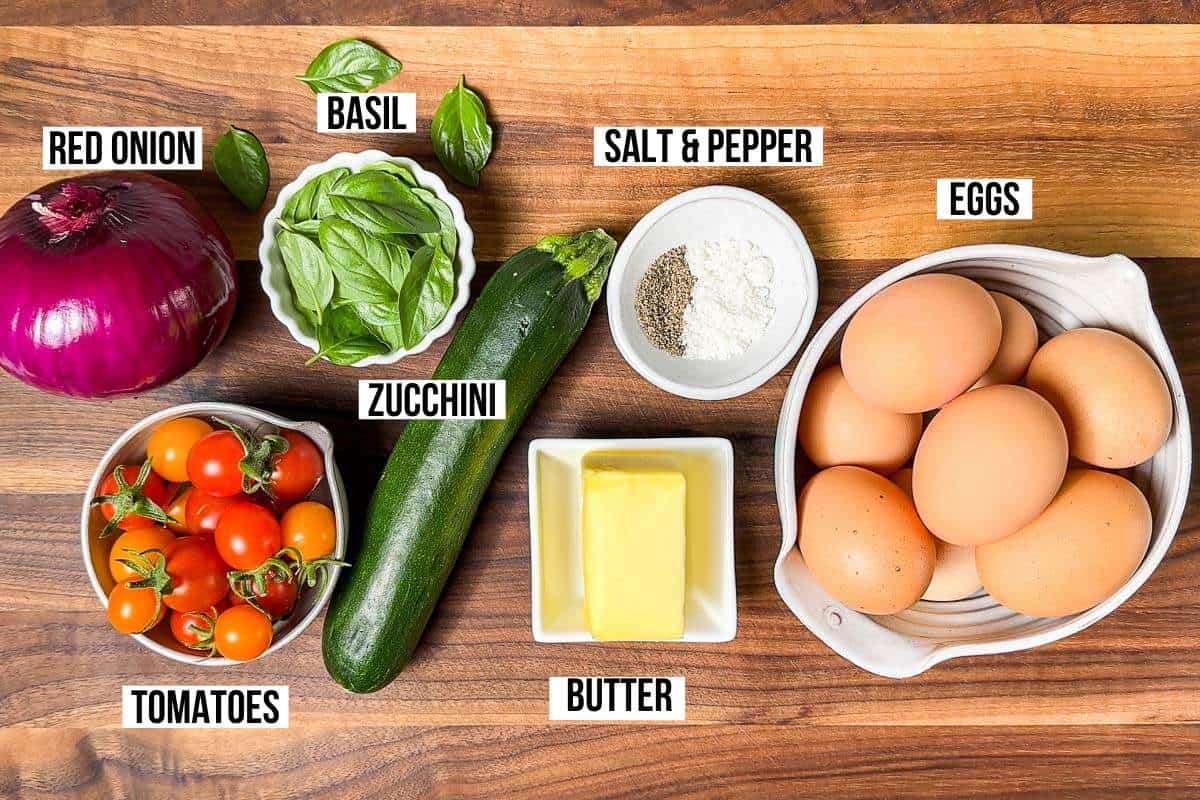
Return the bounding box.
[298,39,401,94]
[213,126,270,211]
[308,304,390,365]
[398,244,455,348]
[279,218,323,242]
[431,76,493,188]
[327,172,439,236]
[318,217,408,306]
[277,230,335,327]
[361,160,418,186]
[411,186,458,259]
[347,301,405,351]
[283,167,349,223]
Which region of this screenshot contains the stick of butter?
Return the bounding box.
[582,462,686,641]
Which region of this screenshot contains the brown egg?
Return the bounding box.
[891,468,981,601]
[798,364,923,474]
[972,292,1038,389]
[799,465,935,615]
[977,469,1151,616]
[1025,328,1172,468]
[841,273,1001,413]
[913,384,1068,545]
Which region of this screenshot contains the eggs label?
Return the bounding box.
[121,686,288,728]
[594,127,823,166]
[42,126,203,170]
[936,179,1033,220]
[549,677,685,721]
[316,93,416,133]
[358,380,506,420]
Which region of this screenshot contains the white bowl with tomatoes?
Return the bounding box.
[81,402,348,665]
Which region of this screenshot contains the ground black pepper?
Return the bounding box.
[635,245,693,356]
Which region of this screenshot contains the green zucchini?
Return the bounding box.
[322,229,617,693]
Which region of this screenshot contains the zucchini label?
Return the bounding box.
[549,677,685,721]
[358,379,506,420]
[121,685,288,728]
[594,126,822,167]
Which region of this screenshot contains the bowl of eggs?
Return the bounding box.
[774,244,1191,678]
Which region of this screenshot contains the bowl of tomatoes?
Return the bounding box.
[81,402,348,665]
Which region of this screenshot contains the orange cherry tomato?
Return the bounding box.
[280,501,336,561]
[107,579,165,635]
[214,605,273,661]
[269,431,323,505]
[147,417,213,483]
[163,484,192,533]
[107,526,176,584]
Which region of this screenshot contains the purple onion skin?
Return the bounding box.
[0,172,238,398]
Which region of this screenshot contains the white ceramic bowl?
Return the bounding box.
[81,402,348,666]
[528,438,736,642]
[774,245,1191,678]
[259,150,476,366]
[607,186,818,400]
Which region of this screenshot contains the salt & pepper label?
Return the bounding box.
[594,126,823,166]
[43,126,202,170]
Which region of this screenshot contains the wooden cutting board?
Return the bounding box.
[0,24,1197,798]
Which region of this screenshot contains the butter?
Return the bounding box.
[582,463,686,640]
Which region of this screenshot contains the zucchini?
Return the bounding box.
[322,229,617,693]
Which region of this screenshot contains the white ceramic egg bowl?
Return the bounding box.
[774,244,1191,678]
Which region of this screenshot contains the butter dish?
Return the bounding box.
[528,438,736,643]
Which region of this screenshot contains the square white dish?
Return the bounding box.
[528,438,736,643]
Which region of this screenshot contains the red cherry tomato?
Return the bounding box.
[163,484,192,533]
[269,431,323,505]
[214,502,282,570]
[231,567,298,620]
[186,430,246,497]
[184,489,257,537]
[97,464,170,531]
[162,536,229,613]
[169,602,225,653]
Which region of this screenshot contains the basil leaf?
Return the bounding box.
[213,126,270,211]
[346,301,405,351]
[327,172,439,236]
[283,167,349,224]
[411,186,458,258]
[308,305,391,366]
[277,230,335,327]
[298,39,401,94]
[361,160,418,186]
[318,217,409,306]
[431,76,493,188]
[398,245,455,348]
[279,218,323,243]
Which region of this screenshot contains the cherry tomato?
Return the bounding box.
[269,431,323,505]
[187,430,246,497]
[163,484,191,533]
[169,602,224,652]
[147,417,213,483]
[97,464,170,531]
[107,580,165,635]
[214,605,273,661]
[280,501,336,561]
[231,567,298,620]
[108,526,176,584]
[215,502,282,570]
[184,489,256,537]
[162,536,229,613]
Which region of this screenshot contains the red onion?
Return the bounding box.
[0,173,237,397]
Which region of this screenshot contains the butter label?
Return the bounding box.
[549,677,685,721]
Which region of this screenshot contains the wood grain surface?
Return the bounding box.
[2,27,1200,262]
[1,0,1198,26]
[0,22,1198,799]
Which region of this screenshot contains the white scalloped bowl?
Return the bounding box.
[774,245,1191,678]
[259,150,476,367]
[81,402,348,666]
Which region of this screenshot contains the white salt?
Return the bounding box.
[681,239,776,361]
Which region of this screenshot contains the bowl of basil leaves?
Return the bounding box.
[259,150,475,366]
